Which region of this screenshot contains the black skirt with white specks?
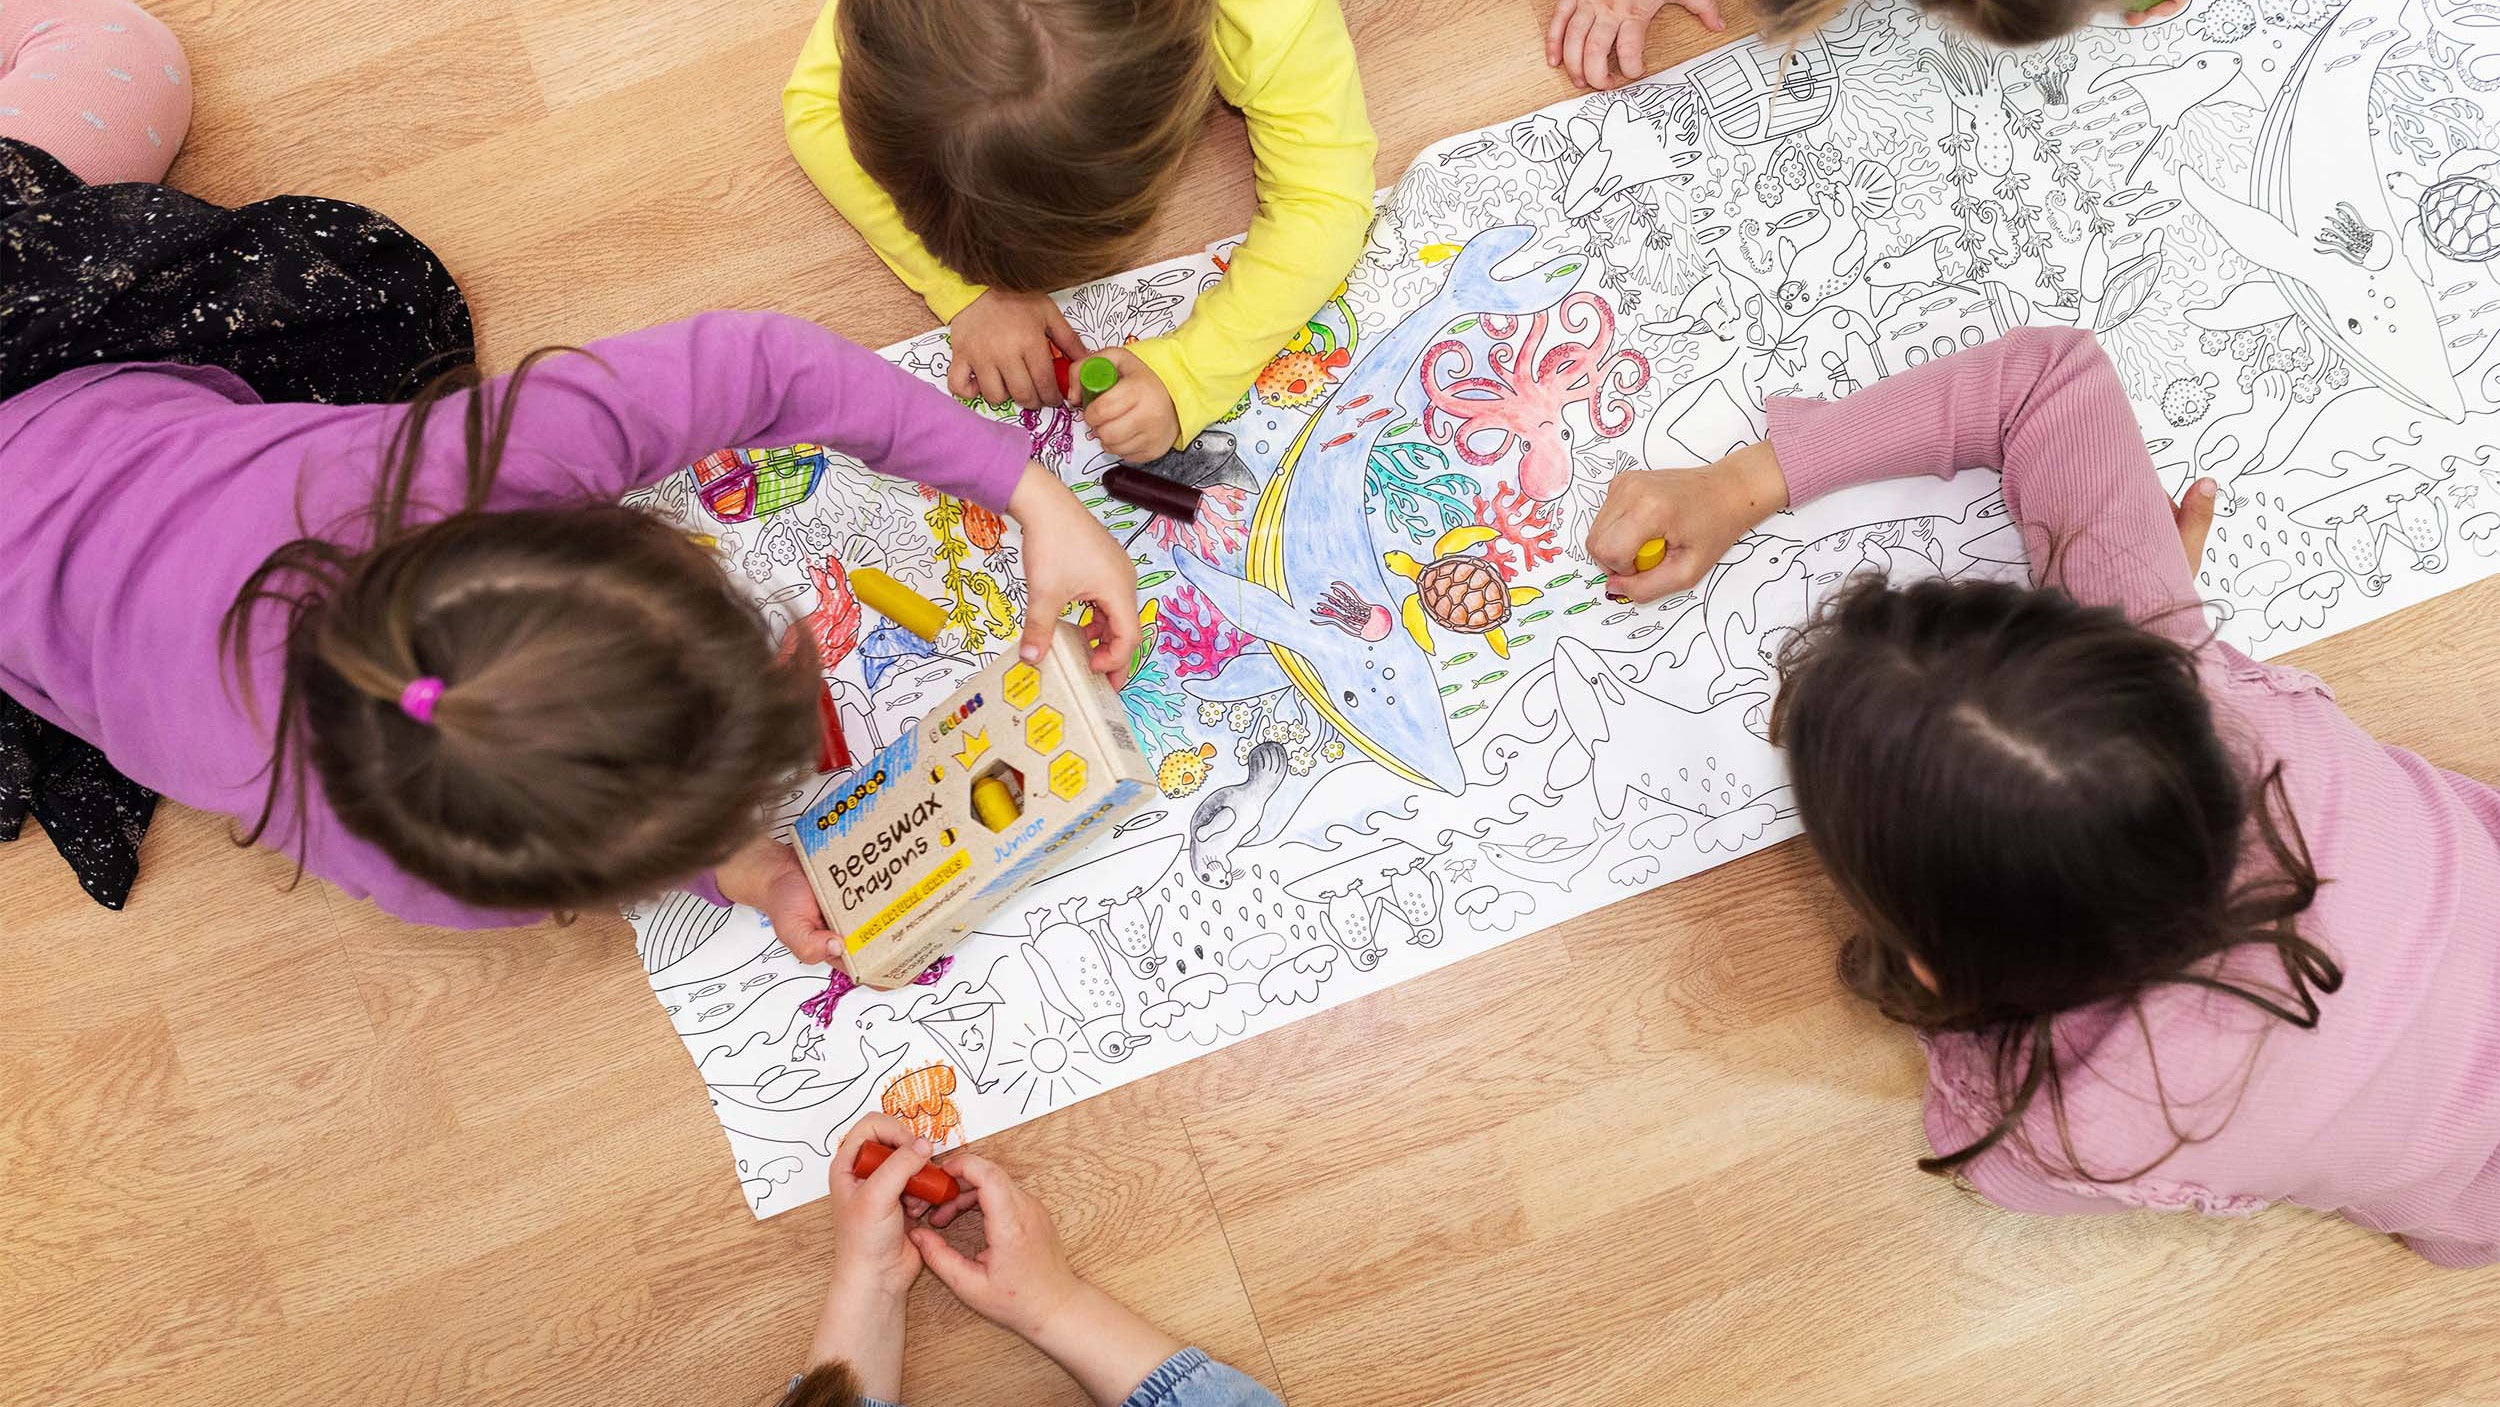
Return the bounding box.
[0,137,475,910]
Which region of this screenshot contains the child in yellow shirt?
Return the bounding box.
[783,0,1377,462]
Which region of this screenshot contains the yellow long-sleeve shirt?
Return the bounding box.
[783,0,1378,447]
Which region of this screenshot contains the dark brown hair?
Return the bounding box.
[771,1363,862,1407]
[1761,0,2093,48]
[220,353,822,912]
[1771,573,2338,1180]
[837,0,1219,292]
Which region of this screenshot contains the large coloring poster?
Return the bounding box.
[626,0,2500,1215]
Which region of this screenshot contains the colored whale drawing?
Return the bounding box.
[1171,226,1582,794]
[2177,0,2464,423]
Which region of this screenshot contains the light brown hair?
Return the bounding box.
[771,1363,862,1407]
[1772,573,2337,1181]
[1761,0,2096,47]
[221,353,822,912]
[838,0,1220,292]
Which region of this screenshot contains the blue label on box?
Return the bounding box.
[797,727,923,855]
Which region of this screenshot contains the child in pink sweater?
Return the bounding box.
[1593,328,2500,1265]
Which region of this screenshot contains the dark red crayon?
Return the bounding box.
[852,1140,961,1204]
[1102,463,1202,522]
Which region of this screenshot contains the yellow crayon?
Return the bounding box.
[853,567,949,642]
[1635,539,1667,573]
[971,776,1021,832]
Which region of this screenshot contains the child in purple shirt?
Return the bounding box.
[1,311,1140,939]
[1593,328,2500,1265]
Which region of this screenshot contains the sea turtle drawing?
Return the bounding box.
[2389,150,2500,270]
[1384,526,1541,658]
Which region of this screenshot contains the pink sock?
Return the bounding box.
[0,0,190,184]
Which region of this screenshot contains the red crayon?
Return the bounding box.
[852,1140,960,1205]
[816,682,852,773]
[1050,346,1075,401]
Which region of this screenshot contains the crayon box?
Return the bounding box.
[794,621,1156,988]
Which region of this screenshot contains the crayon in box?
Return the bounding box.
[795,621,1156,988]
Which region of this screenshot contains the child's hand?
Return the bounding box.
[1078,348,1180,462]
[715,833,843,963]
[1006,462,1142,683]
[950,291,1086,410]
[809,1116,940,1400]
[829,1117,940,1297]
[2124,0,2186,23]
[1548,0,1721,92]
[1586,441,1789,601]
[906,1153,1086,1339]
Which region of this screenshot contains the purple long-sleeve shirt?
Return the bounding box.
[0,312,1029,929]
[1768,327,2500,1266]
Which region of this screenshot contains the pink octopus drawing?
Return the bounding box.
[1418,292,1649,502]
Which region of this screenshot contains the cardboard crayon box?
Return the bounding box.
[795,622,1156,988]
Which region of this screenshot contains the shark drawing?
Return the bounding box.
[2177,0,2464,430]
[1170,226,1583,795]
[1559,98,1694,219]
[1545,637,1789,824]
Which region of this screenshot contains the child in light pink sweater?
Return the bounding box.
[1594,328,2500,1266]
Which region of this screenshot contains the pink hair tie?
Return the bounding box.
[398,676,447,725]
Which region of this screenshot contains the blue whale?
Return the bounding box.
[1173,226,1582,795]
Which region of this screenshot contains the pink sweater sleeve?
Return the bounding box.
[1765,327,2205,645]
[437,311,1031,514]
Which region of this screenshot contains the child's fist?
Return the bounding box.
[1585,441,1788,601]
[1547,0,1721,92]
[950,291,1085,410]
[1078,348,1180,462]
[906,1154,1088,1340]
[828,1116,940,1298]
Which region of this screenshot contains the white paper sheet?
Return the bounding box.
[624,0,2500,1215]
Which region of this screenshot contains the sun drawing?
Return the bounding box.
[992,1013,1101,1115]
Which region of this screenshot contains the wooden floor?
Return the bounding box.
[8,1,2500,1402]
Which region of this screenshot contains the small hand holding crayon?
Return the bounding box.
[907,1153,1088,1340]
[948,290,1086,410]
[1075,347,1180,462]
[829,1116,945,1295]
[1585,440,1790,602]
[2124,0,2187,24]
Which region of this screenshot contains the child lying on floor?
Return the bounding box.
[783,0,1377,463]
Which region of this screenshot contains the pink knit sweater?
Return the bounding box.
[1767,328,2500,1266]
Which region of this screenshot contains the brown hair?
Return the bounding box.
[220,353,822,912]
[1760,0,2093,47]
[771,1363,862,1407]
[837,0,1220,292]
[1771,573,2338,1180]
